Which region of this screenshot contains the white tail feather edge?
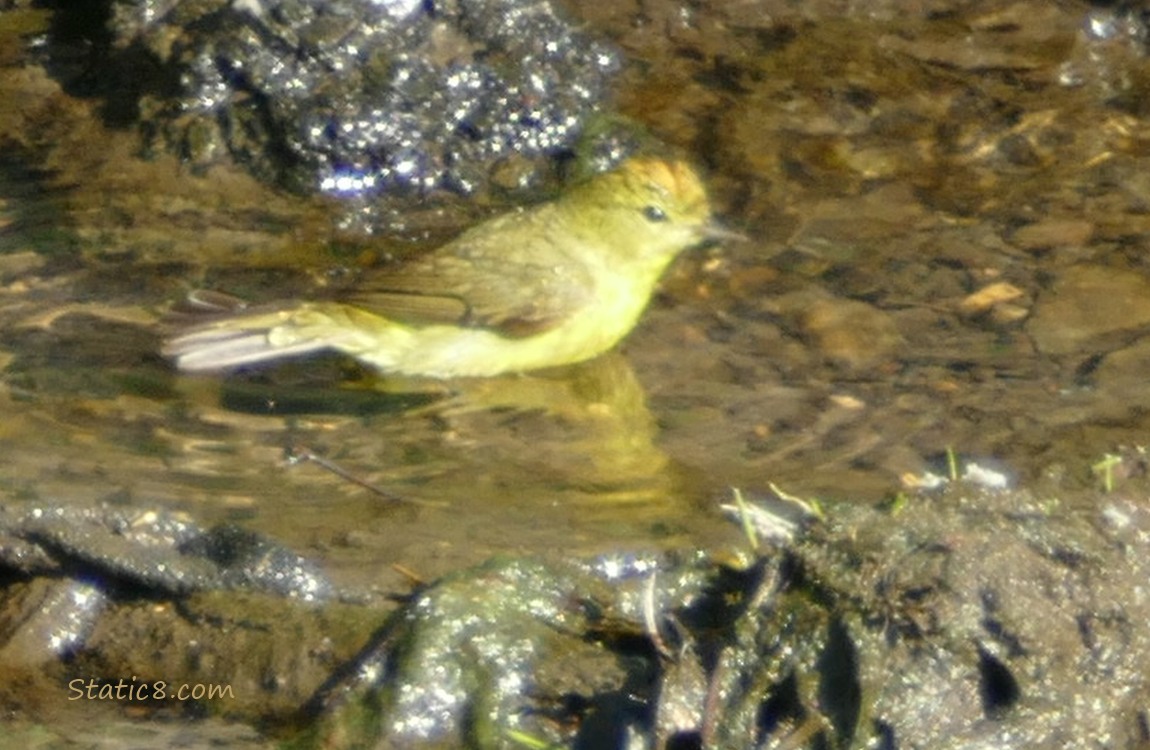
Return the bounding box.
[164,329,332,371]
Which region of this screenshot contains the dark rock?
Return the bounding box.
[0,503,333,600]
[85,0,622,202]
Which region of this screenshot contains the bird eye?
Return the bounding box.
[642,205,668,223]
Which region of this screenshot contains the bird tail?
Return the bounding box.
[162,291,344,372]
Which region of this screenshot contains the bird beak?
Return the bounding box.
[700,222,747,243]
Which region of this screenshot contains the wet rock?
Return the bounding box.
[181,523,333,600]
[803,487,1150,749]
[304,553,722,748]
[1026,264,1150,356]
[1092,335,1150,408]
[84,0,621,202]
[1009,217,1095,251]
[12,505,223,593]
[0,521,62,575]
[958,281,1030,327]
[0,577,106,666]
[800,297,904,371]
[1060,4,1150,115]
[0,504,333,600]
[0,504,372,723]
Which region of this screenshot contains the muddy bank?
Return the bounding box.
[3,481,1149,748]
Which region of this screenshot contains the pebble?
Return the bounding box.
[800,298,903,370]
[1027,264,1150,356]
[1010,218,1094,251]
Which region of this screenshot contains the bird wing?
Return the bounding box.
[341,219,596,338]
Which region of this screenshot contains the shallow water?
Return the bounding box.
[5,0,1150,584]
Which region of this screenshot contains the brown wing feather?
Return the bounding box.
[340,211,595,338]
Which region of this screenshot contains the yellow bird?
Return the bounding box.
[163,157,734,378]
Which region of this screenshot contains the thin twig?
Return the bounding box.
[701,651,727,746]
[643,571,673,660]
[391,562,427,587]
[285,443,416,505]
